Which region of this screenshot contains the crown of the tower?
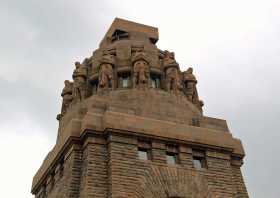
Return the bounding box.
[54,18,205,125]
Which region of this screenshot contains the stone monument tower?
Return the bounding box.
[31,18,249,198]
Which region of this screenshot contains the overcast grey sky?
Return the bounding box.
[0,0,279,197]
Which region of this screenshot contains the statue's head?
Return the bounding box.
[170,52,175,59]
[83,58,89,65]
[75,61,81,68]
[134,59,148,70]
[183,68,196,83]
[100,54,115,67]
[64,80,70,86]
[186,67,193,74]
[164,50,175,60]
[100,63,112,71]
[166,67,177,75]
[132,51,149,68]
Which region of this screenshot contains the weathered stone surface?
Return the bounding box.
[32,18,249,198]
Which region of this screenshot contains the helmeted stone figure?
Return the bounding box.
[132,51,150,89]
[61,80,73,113]
[198,100,204,112]
[56,80,73,120]
[182,67,198,102]
[163,50,176,66]
[98,54,115,90]
[183,67,204,112]
[165,67,182,93]
[72,61,87,102]
[163,51,182,93]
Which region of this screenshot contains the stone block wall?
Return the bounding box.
[106,132,249,198]
[35,144,83,198]
[33,131,248,198]
[231,158,249,197]
[79,137,108,198]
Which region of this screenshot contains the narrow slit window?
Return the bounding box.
[192,150,207,170]
[118,73,130,88]
[91,80,98,94]
[138,148,151,160]
[166,152,178,165]
[150,73,161,88]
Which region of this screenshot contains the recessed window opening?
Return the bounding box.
[166,152,178,165]
[192,150,207,170]
[91,80,98,94]
[138,148,151,160]
[112,29,129,42]
[193,156,207,170]
[138,140,152,160]
[150,73,161,88]
[118,72,131,88]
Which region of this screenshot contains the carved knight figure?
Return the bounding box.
[132,52,150,89]
[163,50,177,67]
[182,67,204,112]
[72,61,87,102]
[165,66,182,93]
[182,67,198,102]
[198,100,204,112]
[57,80,73,120]
[98,54,115,90]
[61,80,73,113]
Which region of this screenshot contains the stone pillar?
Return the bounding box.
[107,133,138,198]
[79,137,108,198]
[64,144,83,198]
[205,150,235,197]
[151,141,166,164]
[231,157,249,198]
[178,145,193,168]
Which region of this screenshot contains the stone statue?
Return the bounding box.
[198,100,204,112]
[182,67,197,102]
[82,58,90,66]
[72,61,87,102]
[132,52,150,89]
[163,50,177,67]
[98,54,115,90]
[57,80,73,120]
[182,67,204,112]
[165,67,182,93]
[162,50,182,93]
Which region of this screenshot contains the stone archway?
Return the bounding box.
[135,165,216,198]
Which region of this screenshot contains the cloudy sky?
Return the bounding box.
[0,0,279,197]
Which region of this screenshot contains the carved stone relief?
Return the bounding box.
[132,52,150,89]
[182,67,204,112]
[182,67,197,102]
[135,165,215,198]
[58,48,204,117]
[163,50,177,67]
[72,61,87,102]
[165,67,182,94]
[98,54,115,90]
[56,80,73,120]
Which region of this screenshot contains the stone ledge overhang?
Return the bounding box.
[100,111,244,155]
[31,110,245,194]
